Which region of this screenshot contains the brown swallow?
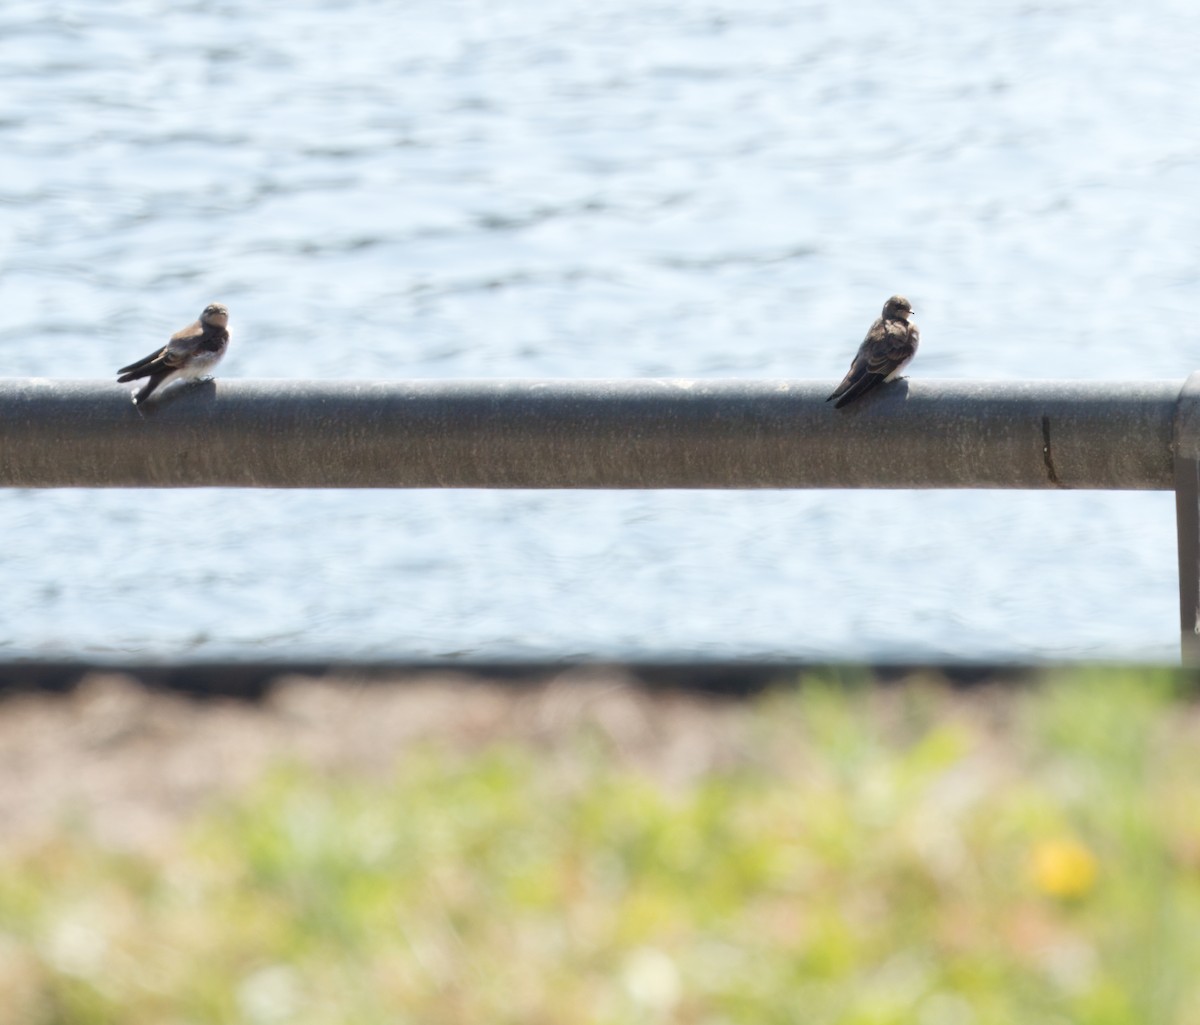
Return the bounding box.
[827,295,919,409]
[117,303,230,405]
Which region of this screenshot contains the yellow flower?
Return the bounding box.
[1030,838,1099,899]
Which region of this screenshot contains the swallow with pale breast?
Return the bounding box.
[826,295,919,409]
[117,303,230,405]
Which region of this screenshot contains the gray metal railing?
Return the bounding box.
[3,375,1199,661]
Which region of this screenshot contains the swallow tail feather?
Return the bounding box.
[133,372,172,405]
[830,373,886,409]
[117,348,167,382]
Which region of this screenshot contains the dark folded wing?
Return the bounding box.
[827,354,865,401]
[164,321,205,360]
[829,323,918,408]
[827,317,885,401]
[832,366,886,408]
[117,345,169,379]
[118,317,205,380]
[864,322,917,378]
[827,320,919,406]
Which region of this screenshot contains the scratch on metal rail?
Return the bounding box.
[1042,415,1066,488]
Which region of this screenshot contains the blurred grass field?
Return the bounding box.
[1,668,1199,1024]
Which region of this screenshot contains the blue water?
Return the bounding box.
[2,0,1198,662]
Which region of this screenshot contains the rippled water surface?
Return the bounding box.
[2,0,1199,661]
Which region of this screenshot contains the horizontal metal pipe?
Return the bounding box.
[0,377,1183,489]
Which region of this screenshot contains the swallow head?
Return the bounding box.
[200,303,230,328]
[882,295,913,321]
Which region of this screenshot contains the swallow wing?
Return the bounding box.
[827,319,918,408]
[863,321,918,379]
[826,350,869,403]
[162,320,206,360]
[826,317,885,403]
[116,345,169,380]
[117,319,208,381]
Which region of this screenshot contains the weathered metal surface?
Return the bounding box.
[1174,372,1200,665]
[0,378,1181,489]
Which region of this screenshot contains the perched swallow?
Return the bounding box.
[827,295,919,409]
[117,303,230,405]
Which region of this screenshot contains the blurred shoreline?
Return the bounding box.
[0,662,1189,852]
[0,663,1028,851]
[3,665,1196,1017]
[0,659,1039,698]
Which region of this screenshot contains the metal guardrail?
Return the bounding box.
[2,375,1199,661]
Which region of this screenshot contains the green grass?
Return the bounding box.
[3,669,1200,1024]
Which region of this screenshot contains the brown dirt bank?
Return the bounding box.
[0,668,746,852]
[0,665,1023,853]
